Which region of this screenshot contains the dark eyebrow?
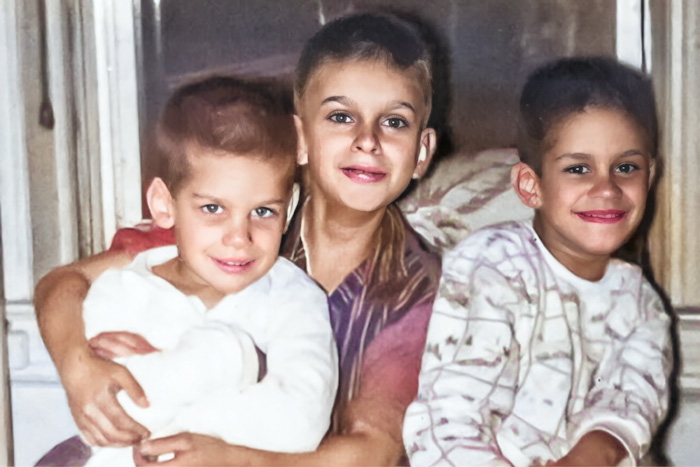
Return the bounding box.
[320,96,416,114]
[555,149,648,163]
[554,152,590,162]
[389,100,416,114]
[617,149,647,158]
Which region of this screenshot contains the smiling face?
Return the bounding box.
[156,150,292,299]
[295,59,435,213]
[530,107,655,276]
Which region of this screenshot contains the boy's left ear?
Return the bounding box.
[146,177,176,229]
[412,128,437,180]
[511,162,543,209]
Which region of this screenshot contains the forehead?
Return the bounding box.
[302,59,429,112]
[546,107,651,157]
[183,149,292,190]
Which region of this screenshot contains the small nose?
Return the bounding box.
[590,173,623,199]
[222,218,252,248]
[353,124,380,154]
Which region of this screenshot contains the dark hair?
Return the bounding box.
[152,76,297,194]
[294,13,433,114]
[518,56,659,175]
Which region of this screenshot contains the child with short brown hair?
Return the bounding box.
[82,76,337,466]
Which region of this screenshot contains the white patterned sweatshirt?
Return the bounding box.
[403,221,671,467]
[83,246,338,466]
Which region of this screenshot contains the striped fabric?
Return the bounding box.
[36,201,441,466]
[282,201,442,434]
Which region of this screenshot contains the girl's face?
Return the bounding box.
[533,107,655,274]
[294,59,435,213]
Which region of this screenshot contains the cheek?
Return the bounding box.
[177,218,220,247]
[625,183,650,207]
[252,223,284,250]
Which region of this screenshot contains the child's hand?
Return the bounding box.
[61,346,151,447]
[134,432,251,466]
[89,331,159,359]
[549,431,627,466]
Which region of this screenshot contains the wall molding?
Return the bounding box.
[678,312,700,391]
[649,0,700,308]
[0,1,28,463]
[92,0,143,247]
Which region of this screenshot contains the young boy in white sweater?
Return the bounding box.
[404,57,671,466]
[81,77,337,466]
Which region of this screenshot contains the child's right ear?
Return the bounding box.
[146,178,176,229]
[293,115,308,166]
[511,162,543,209]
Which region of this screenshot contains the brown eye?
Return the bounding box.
[564,165,589,175]
[382,117,408,129]
[616,163,639,174]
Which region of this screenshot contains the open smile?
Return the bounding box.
[341,165,387,183]
[211,257,255,273]
[574,209,627,224]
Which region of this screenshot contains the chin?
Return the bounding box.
[341,194,391,213]
[580,241,624,258]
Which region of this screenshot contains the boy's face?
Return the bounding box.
[295,59,435,213]
[533,107,654,269]
[170,150,291,297]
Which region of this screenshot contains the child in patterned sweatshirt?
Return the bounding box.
[404,56,671,467]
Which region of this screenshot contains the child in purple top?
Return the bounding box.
[35,12,441,466]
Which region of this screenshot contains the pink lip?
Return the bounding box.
[341,165,387,183]
[575,210,627,224]
[211,257,255,274]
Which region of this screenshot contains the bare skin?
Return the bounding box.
[547,431,627,466]
[300,197,385,293]
[34,250,151,446]
[34,57,436,465]
[35,209,404,465]
[134,428,400,467]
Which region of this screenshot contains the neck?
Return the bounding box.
[153,257,224,309]
[301,195,387,292]
[532,217,610,282]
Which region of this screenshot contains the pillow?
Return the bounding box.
[399,147,534,254]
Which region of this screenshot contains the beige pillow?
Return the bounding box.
[399,148,534,254]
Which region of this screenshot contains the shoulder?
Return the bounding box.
[606,259,671,323]
[268,257,327,300]
[444,220,536,267]
[608,258,673,328]
[89,246,177,292]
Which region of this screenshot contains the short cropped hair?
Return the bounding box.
[518,56,659,175]
[294,13,433,117]
[152,76,297,194]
